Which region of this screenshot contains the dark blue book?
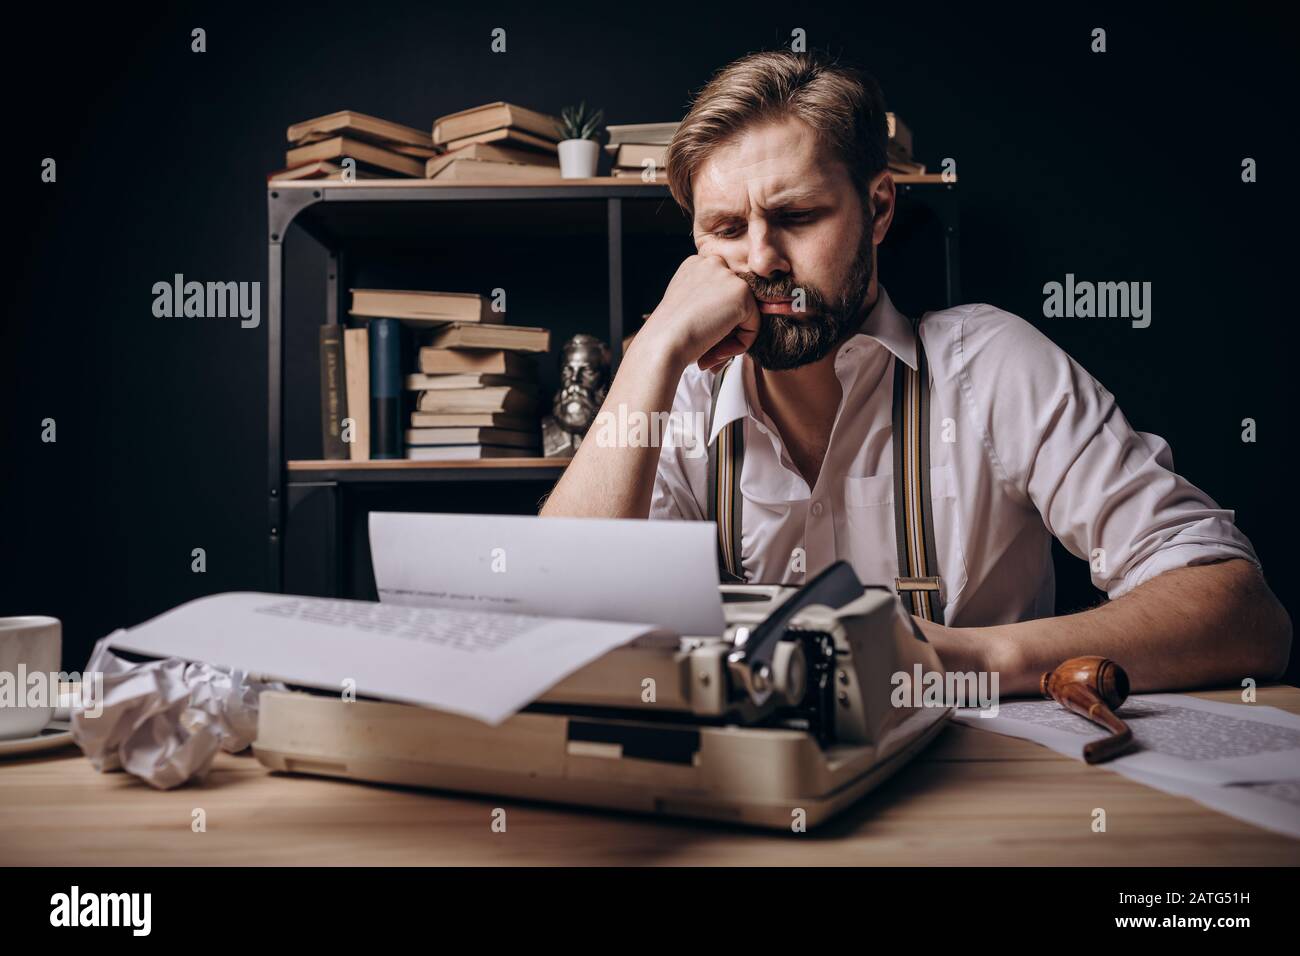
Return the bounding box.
[369,318,402,459]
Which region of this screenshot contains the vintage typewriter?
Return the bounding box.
[253,561,952,829]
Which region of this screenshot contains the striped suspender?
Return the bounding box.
[706,334,943,622]
[706,358,746,583]
[892,323,945,624]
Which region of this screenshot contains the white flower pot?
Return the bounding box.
[558,139,600,179]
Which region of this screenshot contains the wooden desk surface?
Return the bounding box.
[2,687,1297,866]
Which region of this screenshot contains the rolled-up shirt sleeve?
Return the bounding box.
[960,308,1259,598]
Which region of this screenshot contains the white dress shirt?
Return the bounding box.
[649,286,1259,625]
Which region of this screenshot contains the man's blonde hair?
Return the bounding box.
[666,50,889,217]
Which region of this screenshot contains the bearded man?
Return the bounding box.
[541,49,1290,695]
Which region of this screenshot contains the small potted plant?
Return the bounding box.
[557,101,604,179]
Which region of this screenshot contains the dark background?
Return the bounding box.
[4,0,1296,680]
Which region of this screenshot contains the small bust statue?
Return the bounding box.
[542,333,611,458]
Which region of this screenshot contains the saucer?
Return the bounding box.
[0,720,75,758]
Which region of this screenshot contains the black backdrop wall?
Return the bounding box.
[4,0,1297,679]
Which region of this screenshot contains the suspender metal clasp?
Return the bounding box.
[894,576,942,593]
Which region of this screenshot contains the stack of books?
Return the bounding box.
[885,112,925,175]
[405,346,547,460]
[320,289,552,462]
[605,122,678,181]
[426,102,563,183]
[407,313,551,461]
[272,110,439,181]
[337,288,549,461]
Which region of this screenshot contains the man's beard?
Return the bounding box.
[740,228,874,371]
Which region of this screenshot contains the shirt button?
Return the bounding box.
[811,501,824,517]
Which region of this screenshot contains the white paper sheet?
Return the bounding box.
[368,512,726,638]
[953,694,1300,785]
[953,694,1300,837]
[106,592,668,725]
[1117,770,1300,840]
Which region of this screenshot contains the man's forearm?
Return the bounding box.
[540,333,686,518]
[921,559,1292,697]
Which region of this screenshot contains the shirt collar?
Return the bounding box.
[707,351,751,446]
[854,285,918,372]
[706,285,916,447]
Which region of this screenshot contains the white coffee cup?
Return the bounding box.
[0,616,62,740]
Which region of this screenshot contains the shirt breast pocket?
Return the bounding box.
[842,465,969,608]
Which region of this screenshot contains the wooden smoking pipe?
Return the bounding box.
[1040,656,1136,764]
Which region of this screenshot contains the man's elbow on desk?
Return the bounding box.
[1229,561,1295,681]
[1138,561,1289,686]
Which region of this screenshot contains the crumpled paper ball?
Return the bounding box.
[71,632,287,790]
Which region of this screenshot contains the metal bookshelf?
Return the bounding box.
[266,176,959,596]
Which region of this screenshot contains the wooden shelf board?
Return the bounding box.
[267,173,953,190]
[289,458,567,471]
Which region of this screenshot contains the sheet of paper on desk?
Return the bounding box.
[954,694,1300,784]
[369,511,726,637]
[954,694,1300,837]
[106,592,670,725]
[1117,770,1300,839]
